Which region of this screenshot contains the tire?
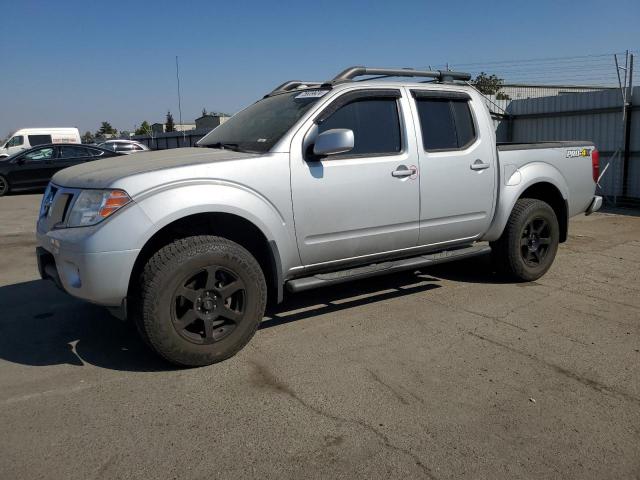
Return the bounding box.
[0,175,9,197]
[136,235,267,367]
[490,198,559,282]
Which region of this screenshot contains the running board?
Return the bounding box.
[286,244,491,293]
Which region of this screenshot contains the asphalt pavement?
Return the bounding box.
[1,193,639,479]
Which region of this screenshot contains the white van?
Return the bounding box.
[0,128,81,158]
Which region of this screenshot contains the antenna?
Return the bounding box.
[175,56,186,145]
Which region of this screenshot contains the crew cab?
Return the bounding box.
[36,66,602,366]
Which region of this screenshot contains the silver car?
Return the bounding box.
[36,66,602,366]
[98,140,149,154]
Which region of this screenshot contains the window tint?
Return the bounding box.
[97,142,116,151]
[318,97,401,156]
[24,147,54,161]
[7,136,24,147]
[416,100,457,150]
[60,146,90,158]
[451,101,476,147]
[28,134,52,146]
[115,143,135,152]
[87,148,105,157]
[415,99,476,151]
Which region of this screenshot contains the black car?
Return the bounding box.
[0,144,121,196]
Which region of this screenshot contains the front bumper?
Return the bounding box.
[36,241,140,306]
[585,195,603,216]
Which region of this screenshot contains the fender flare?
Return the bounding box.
[483,162,569,242]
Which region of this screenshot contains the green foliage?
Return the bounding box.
[135,121,151,136]
[165,111,175,133]
[81,131,95,144]
[471,72,506,96]
[95,121,117,138]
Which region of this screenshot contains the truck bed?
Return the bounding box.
[496,140,596,218]
[497,141,593,151]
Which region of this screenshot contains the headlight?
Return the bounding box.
[67,189,131,227]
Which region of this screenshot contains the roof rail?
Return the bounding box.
[331,66,471,84]
[266,80,324,97]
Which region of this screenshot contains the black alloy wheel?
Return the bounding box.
[172,265,246,344]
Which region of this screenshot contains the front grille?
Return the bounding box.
[40,184,77,231]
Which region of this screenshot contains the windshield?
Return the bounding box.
[198,89,329,153]
[97,142,116,151]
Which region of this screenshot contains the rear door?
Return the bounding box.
[290,88,420,267]
[410,90,496,246]
[53,146,95,177]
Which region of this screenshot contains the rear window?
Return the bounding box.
[415,98,476,151]
[87,148,106,157]
[28,134,52,146]
[60,146,90,158]
[115,143,135,152]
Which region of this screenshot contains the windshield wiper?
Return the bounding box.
[207,142,262,154]
[208,142,242,152]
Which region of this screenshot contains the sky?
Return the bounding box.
[1,0,638,137]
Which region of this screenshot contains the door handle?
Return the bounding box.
[470,159,490,170]
[392,165,416,178]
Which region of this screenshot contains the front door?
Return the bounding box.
[9,146,58,189]
[290,89,420,267]
[409,90,496,246]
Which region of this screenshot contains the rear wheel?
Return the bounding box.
[0,175,9,197]
[136,235,267,366]
[491,198,559,281]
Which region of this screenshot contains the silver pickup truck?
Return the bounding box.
[36,66,602,366]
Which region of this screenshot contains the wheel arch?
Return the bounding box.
[518,182,568,242]
[127,212,284,309]
[483,162,569,242]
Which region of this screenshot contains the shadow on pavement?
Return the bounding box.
[0,279,173,372]
[420,252,513,285]
[0,254,503,371]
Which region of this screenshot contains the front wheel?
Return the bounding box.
[136,235,267,367]
[490,198,560,282]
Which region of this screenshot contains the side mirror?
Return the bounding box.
[313,129,354,156]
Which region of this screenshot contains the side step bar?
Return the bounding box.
[286,244,491,293]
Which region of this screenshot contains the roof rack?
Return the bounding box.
[331,66,471,84]
[266,81,325,97]
[266,66,472,97]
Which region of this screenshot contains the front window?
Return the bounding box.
[7,135,24,148]
[198,89,329,153]
[23,147,55,162]
[317,97,402,157]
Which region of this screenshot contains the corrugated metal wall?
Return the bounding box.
[491,87,639,200]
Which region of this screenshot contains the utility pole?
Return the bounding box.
[622,53,634,199]
[176,55,186,147]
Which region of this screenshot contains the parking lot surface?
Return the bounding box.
[1,193,639,479]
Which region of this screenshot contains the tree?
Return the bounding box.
[81,131,95,144]
[471,72,509,98]
[165,111,175,132]
[135,121,151,136]
[95,121,117,138]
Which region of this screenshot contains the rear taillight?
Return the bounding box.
[592,149,600,183]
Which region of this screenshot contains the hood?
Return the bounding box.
[52,147,258,189]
